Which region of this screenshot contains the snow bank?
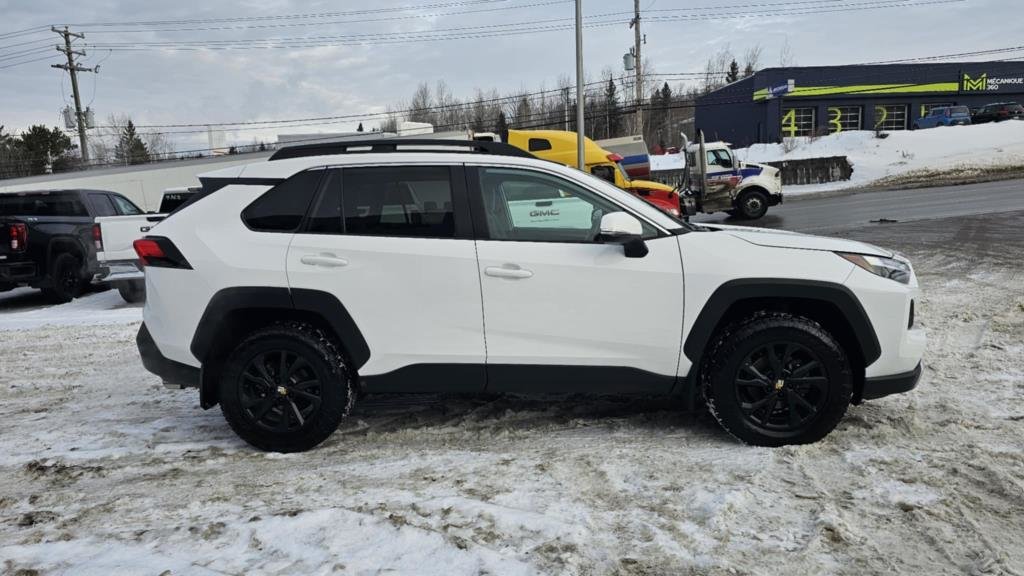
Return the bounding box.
[734,120,1024,195]
[0,288,140,331]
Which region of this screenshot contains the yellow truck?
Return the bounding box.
[505,130,682,217]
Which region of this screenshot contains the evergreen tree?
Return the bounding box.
[357,122,364,132]
[18,125,75,174]
[114,120,150,165]
[493,110,509,141]
[604,78,622,139]
[726,59,741,84]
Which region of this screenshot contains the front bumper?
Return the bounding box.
[137,323,200,389]
[96,259,144,283]
[862,362,922,400]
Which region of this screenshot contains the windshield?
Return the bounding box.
[951,106,970,115]
[614,162,632,184]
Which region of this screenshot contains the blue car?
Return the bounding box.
[913,106,972,129]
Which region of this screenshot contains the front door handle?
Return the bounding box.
[301,254,349,268]
[485,265,533,279]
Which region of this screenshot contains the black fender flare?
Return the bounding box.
[683,278,881,368]
[190,287,371,408]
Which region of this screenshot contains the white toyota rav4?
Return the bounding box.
[135,140,925,452]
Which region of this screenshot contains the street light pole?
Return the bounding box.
[575,0,585,170]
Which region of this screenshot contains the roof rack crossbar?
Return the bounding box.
[268,139,535,161]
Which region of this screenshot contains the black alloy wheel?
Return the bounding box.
[734,341,829,434]
[702,312,852,446]
[238,350,323,433]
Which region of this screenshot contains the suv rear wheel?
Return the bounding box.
[701,312,852,446]
[219,322,355,452]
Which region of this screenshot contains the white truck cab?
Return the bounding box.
[683,134,783,219]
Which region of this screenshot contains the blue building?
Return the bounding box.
[694,62,1024,146]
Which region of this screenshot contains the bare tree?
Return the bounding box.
[142,131,173,160]
[778,37,796,67]
[743,44,763,77]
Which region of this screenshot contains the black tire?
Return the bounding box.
[219,322,355,452]
[735,189,769,220]
[42,252,86,303]
[701,312,852,447]
[117,280,146,303]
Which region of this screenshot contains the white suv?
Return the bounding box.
[135,140,925,452]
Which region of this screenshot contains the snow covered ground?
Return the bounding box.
[1,212,1023,575]
[735,120,1024,196]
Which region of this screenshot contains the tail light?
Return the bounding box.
[133,237,192,269]
[92,223,103,251]
[8,223,27,252]
[606,153,624,162]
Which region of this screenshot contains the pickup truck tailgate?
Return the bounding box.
[96,214,164,263]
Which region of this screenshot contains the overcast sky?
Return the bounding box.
[0,0,1018,151]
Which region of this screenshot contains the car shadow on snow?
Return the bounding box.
[332,393,734,442]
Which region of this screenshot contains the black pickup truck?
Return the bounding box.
[0,189,144,303]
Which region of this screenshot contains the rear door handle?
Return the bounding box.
[485,265,533,279]
[301,254,349,268]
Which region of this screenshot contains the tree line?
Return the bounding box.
[378,44,766,152]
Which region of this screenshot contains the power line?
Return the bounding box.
[67,0,510,27]
[73,1,576,35]
[77,0,964,52]
[0,54,63,70]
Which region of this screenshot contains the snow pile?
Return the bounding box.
[734,120,1024,195]
[0,287,140,331]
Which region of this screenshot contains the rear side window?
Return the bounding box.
[88,193,117,217]
[528,138,552,152]
[242,169,324,232]
[342,166,455,238]
[0,192,89,217]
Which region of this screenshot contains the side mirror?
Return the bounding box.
[599,212,648,258]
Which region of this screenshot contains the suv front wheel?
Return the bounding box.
[701,312,852,446]
[219,322,355,452]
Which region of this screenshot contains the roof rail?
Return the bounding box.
[268,139,535,161]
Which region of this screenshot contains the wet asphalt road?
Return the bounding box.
[692,178,1024,233]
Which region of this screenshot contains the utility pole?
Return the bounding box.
[630,0,643,136]
[51,27,96,164]
[574,0,585,170]
[563,87,570,131]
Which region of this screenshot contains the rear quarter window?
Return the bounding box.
[242,170,325,232]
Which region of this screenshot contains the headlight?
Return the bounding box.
[837,252,911,284]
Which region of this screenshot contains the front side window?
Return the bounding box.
[591,164,616,184]
[342,166,455,238]
[477,167,653,243]
[706,150,733,168]
[242,169,324,232]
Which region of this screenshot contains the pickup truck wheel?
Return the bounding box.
[736,190,769,220]
[219,322,355,452]
[701,312,852,447]
[118,280,146,303]
[42,253,86,303]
